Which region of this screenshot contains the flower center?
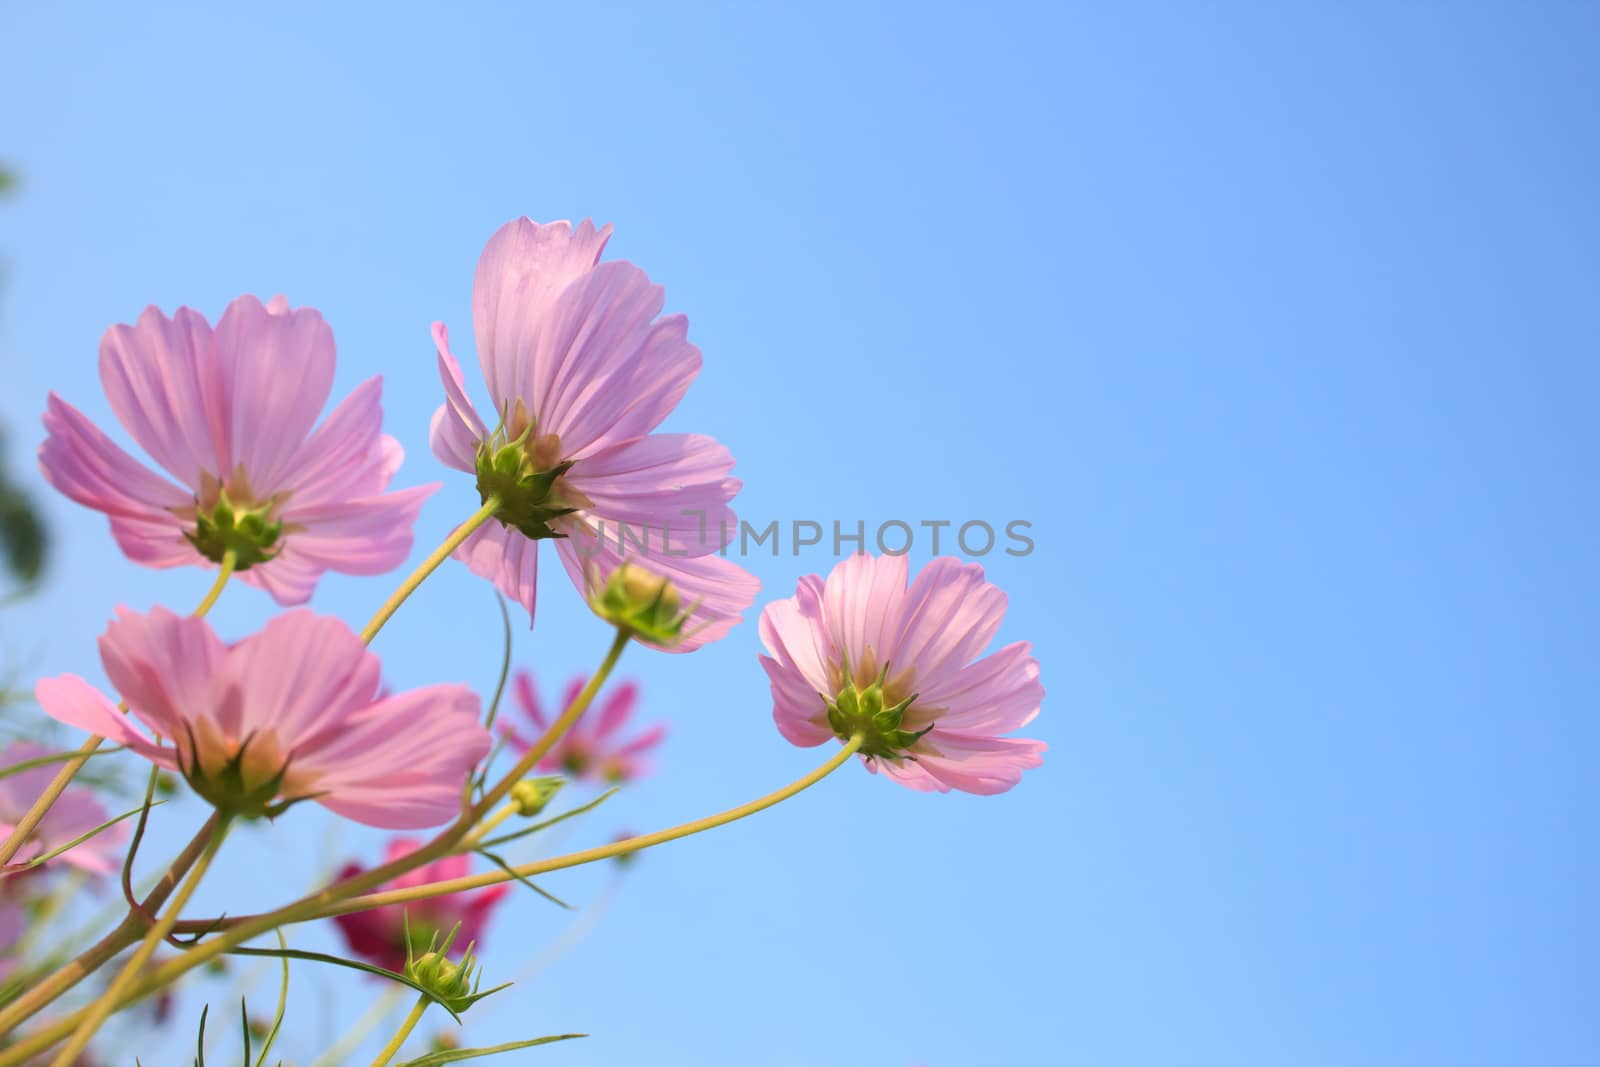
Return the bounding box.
[178,722,313,819]
[474,401,583,540]
[184,476,284,569]
[825,654,928,759]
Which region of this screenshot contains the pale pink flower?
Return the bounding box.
[0,741,128,875]
[759,553,1046,795]
[34,608,490,829]
[40,295,435,605]
[429,218,758,650]
[504,670,664,784]
[332,837,510,972]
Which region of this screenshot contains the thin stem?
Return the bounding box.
[336,734,866,915]
[460,800,518,850]
[0,549,237,867]
[45,817,230,1067]
[360,497,501,644]
[471,626,630,819]
[311,984,405,1067]
[369,993,429,1067]
[0,738,864,1065]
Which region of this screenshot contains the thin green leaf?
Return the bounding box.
[225,946,465,1023]
[195,1003,210,1067]
[1,800,160,873]
[474,848,572,910]
[0,744,126,781]
[240,997,251,1067]
[482,592,513,733]
[478,787,619,850]
[397,1034,585,1065]
[252,932,290,1067]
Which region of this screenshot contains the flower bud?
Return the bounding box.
[591,563,691,646]
[510,776,564,816]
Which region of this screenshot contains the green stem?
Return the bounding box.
[0,737,864,1066]
[360,497,501,644]
[0,550,236,868]
[44,817,230,1067]
[369,993,429,1067]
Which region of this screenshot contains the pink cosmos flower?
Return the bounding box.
[40,295,435,605]
[332,837,510,972]
[503,670,664,784]
[0,741,128,875]
[429,218,758,650]
[759,553,1046,795]
[34,608,490,829]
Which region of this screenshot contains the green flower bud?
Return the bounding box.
[591,562,692,646]
[510,776,564,816]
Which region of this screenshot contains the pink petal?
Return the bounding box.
[97,606,226,741]
[214,610,381,748]
[34,675,173,768]
[820,553,911,678]
[97,305,229,489]
[39,393,195,567]
[233,550,325,606]
[592,681,639,739]
[283,377,397,504]
[212,295,336,494]
[513,670,548,730]
[472,218,613,415]
[305,684,488,829]
[453,519,539,624]
[883,557,1008,692]
[277,485,436,575]
[912,732,1047,795]
[915,641,1044,736]
[430,322,488,473]
[565,433,739,557]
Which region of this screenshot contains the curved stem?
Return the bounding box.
[471,626,630,818]
[45,818,230,1067]
[0,550,237,868]
[0,738,863,1066]
[360,497,501,645]
[337,734,865,915]
[369,993,429,1067]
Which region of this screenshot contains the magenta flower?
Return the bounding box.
[504,670,664,784]
[332,837,510,972]
[429,218,758,650]
[40,295,435,605]
[0,741,128,875]
[759,553,1046,795]
[34,608,490,829]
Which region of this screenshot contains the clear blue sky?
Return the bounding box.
[2,2,1596,1064]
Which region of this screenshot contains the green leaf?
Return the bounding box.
[240,997,251,1067]
[252,932,290,1067]
[0,744,126,781]
[1,800,160,873]
[397,1035,585,1065]
[482,592,513,733]
[195,1003,210,1067]
[478,787,619,850]
[473,848,571,910]
[225,945,468,1023]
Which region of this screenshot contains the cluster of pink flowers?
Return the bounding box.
[4,215,1046,1055]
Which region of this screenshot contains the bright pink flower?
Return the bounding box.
[332,837,510,972]
[40,295,436,605]
[759,553,1046,795]
[504,670,664,784]
[429,218,758,650]
[34,608,490,829]
[0,741,128,875]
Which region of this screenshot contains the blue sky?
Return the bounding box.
[2,2,1596,1064]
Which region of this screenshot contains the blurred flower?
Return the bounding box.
[0,898,22,982]
[504,670,663,785]
[35,608,489,828]
[760,553,1046,795]
[0,741,127,874]
[429,217,758,650]
[333,837,510,973]
[39,295,435,604]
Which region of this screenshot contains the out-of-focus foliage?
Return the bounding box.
[0,163,49,588]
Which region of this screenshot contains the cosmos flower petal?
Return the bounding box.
[472,217,613,414]
[564,434,739,554]
[212,295,337,493]
[430,321,488,473]
[98,305,228,488]
[453,519,539,624]
[33,676,173,768]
